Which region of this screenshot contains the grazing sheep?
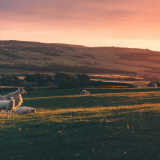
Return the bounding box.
[80,90,90,95]
[0,88,27,109]
[151,83,157,87]
[0,97,16,118]
[14,106,36,115]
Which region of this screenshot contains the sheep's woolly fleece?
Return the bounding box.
[14,106,36,115]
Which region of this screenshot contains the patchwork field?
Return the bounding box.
[1,40,160,77]
[0,87,160,160]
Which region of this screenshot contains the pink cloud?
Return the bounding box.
[1,0,160,21]
[0,0,160,51]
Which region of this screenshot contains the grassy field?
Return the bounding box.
[0,87,160,160]
[0,68,56,76]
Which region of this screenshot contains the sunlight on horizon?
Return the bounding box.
[1,30,160,52]
[1,0,160,52]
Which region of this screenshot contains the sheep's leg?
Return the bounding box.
[8,111,11,118]
[7,110,9,119]
[6,110,10,119]
[12,110,15,116]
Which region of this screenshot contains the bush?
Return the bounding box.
[0,76,27,86]
[55,72,133,89]
[24,73,45,86]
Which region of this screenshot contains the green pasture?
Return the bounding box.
[0,68,56,76]
[0,68,27,75]
[0,87,160,160]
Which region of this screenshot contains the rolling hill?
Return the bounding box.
[0,40,160,77]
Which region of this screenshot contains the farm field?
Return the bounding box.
[0,87,160,160]
[90,79,150,87]
[0,68,56,76]
[0,68,28,75]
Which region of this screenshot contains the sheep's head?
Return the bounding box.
[31,108,36,113]
[18,88,27,95]
[9,97,16,110]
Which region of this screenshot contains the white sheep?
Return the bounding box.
[151,83,157,87]
[14,106,36,115]
[0,88,27,110]
[80,90,90,95]
[0,97,16,118]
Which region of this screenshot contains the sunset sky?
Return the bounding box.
[0,0,160,51]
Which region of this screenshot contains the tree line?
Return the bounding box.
[0,50,24,59]
[54,72,134,89]
[0,74,53,87]
[0,73,138,89]
[0,62,137,74]
[0,73,90,88]
[55,72,90,88]
[0,50,39,61]
[0,76,27,86]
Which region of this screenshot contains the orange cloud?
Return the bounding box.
[0,0,160,51]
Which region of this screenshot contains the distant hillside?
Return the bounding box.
[0,40,160,76]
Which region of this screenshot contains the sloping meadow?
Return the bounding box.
[0,87,160,160]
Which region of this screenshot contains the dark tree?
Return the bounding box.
[55,72,70,81]
[77,74,90,82]
[0,76,27,86]
[46,75,52,82]
[24,74,45,86]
